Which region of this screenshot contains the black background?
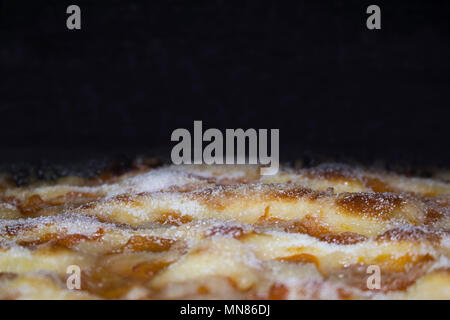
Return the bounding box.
[0,0,449,167]
[1,299,445,319]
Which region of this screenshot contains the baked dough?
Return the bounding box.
[0,163,449,299]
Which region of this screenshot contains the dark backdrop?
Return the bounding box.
[0,0,449,167]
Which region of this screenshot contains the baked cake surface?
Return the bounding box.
[0,163,449,299]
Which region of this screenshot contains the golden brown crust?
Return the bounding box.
[0,163,449,299]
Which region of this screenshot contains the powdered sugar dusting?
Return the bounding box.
[103,169,207,197]
[0,163,449,299]
[0,214,113,236]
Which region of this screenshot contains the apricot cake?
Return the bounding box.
[0,162,449,299]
